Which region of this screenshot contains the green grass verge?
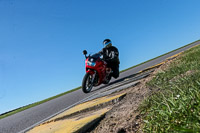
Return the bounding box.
[140,44,200,132]
[0,86,81,120]
[120,39,200,73]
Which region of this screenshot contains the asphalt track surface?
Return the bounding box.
[0,40,200,133]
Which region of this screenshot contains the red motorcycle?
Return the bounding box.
[82,50,112,93]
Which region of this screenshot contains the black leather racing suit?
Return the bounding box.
[100,46,120,78]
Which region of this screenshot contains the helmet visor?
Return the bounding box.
[104,41,112,47]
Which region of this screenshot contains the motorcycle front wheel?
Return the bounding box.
[82,73,93,93]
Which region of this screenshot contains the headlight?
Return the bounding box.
[87,61,96,67]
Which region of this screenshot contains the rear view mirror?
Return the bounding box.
[83,50,87,55]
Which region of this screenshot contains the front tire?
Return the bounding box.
[82,73,93,93]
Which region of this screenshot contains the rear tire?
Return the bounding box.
[82,73,93,93]
[103,74,111,84]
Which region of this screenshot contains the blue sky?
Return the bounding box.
[0,0,200,114]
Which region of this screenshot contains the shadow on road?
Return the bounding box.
[91,72,139,93]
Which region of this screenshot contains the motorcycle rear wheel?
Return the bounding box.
[103,74,111,84]
[82,73,93,93]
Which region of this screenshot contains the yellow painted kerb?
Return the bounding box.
[28,107,111,133]
[28,93,126,133]
[48,93,126,122]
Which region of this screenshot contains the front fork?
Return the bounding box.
[87,70,96,86]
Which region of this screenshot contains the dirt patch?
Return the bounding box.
[89,58,178,133]
[89,75,153,133]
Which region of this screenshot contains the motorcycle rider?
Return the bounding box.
[100,39,120,79]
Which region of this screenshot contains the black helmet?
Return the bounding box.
[103,39,112,48]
